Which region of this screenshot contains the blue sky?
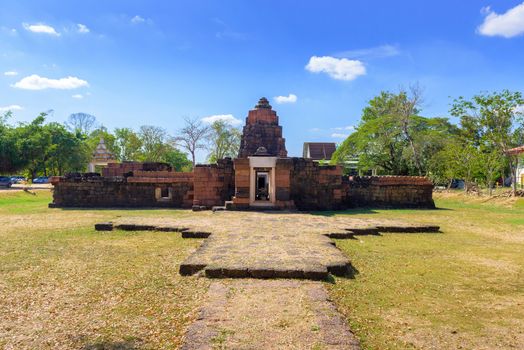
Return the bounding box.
[1,0,524,161]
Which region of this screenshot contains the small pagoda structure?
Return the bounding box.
[88,138,116,172]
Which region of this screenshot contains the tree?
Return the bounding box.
[332,89,457,176]
[46,123,88,175]
[478,147,504,195]
[114,128,143,161]
[395,85,424,175]
[138,125,169,162]
[163,147,192,171]
[207,120,241,163]
[451,90,524,195]
[174,117,210,166]
[16,113,52,179]
[0,111,25,174]
[66,113,97,135]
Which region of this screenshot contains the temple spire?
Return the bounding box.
[255,97,272,110]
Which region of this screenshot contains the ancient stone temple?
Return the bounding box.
[50,98,435,210]
[238,97,287,158]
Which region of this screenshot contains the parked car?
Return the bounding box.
[0,176,13,188]
[449,179,465,189]
[32,176,50,184]
[10,176,27,184]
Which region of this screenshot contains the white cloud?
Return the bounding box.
[4,71,18,76]
[515,105,524,113]
[77,23,90,34]
[202,114,242,126]
[23,23,60,36]
[305,56,366,81]
[131,15,145,24]
[12,74,89,90]
[1,27,17,35]
[72,94,84,99]
[335,44,401,59]
[0,105,23,112]
[309,127,322,132]
[331,133,349,139]
[333,125,355,131]
[478,3,524,38]
[274,94,297,104]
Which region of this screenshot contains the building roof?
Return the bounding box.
[303,142,337,160]
[507,145,524,155]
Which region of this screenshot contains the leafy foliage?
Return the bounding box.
[207,120,241,163]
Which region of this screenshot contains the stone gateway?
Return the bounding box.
[50,98,435,210]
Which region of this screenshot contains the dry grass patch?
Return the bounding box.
[0,190,208,350]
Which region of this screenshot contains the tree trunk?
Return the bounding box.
[408,137,423,176]
[509,156,517,196]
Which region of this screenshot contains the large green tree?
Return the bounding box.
[332,89,458,176]
[15,114,52,179]
[450,90,524,195]
[114,127,143,161]
[206,121,241,163]
[46,122,88,175]
[0,112,24,174]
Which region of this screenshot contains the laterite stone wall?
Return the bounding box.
[192,158,235,207]
[51,175,194,208]
[289,158,343,211]
[343,176,435,208]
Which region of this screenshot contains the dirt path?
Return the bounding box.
[181,280,360,350]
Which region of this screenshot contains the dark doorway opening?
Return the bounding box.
[255,171,269,201]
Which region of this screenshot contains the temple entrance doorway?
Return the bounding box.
[255,171,270,201]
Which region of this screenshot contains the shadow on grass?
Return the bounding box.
[326,264,360,284]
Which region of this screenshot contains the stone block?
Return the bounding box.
[94,222,113,231]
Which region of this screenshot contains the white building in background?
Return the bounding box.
[508,145,524,188]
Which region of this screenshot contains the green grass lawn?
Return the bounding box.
[328,192,524,349]
[1,189,523,349]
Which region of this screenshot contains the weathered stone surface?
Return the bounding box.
[343,176,435,209]
[95,222,189,233]
[182,231,212,239]
[179,231,351,280]
[180,280,360,350]
[376,225,440,233]
[238,98,287,158]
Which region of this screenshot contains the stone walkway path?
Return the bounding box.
[181,280,360,350]
[109,212,438,349]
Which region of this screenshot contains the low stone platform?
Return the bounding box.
[325,224,440,238]
[94,222,212,238]
[181,280,360,350]
[107,212,439,281]
[179,232,351,280]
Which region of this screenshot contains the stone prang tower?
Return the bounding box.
[237,97,287,158]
